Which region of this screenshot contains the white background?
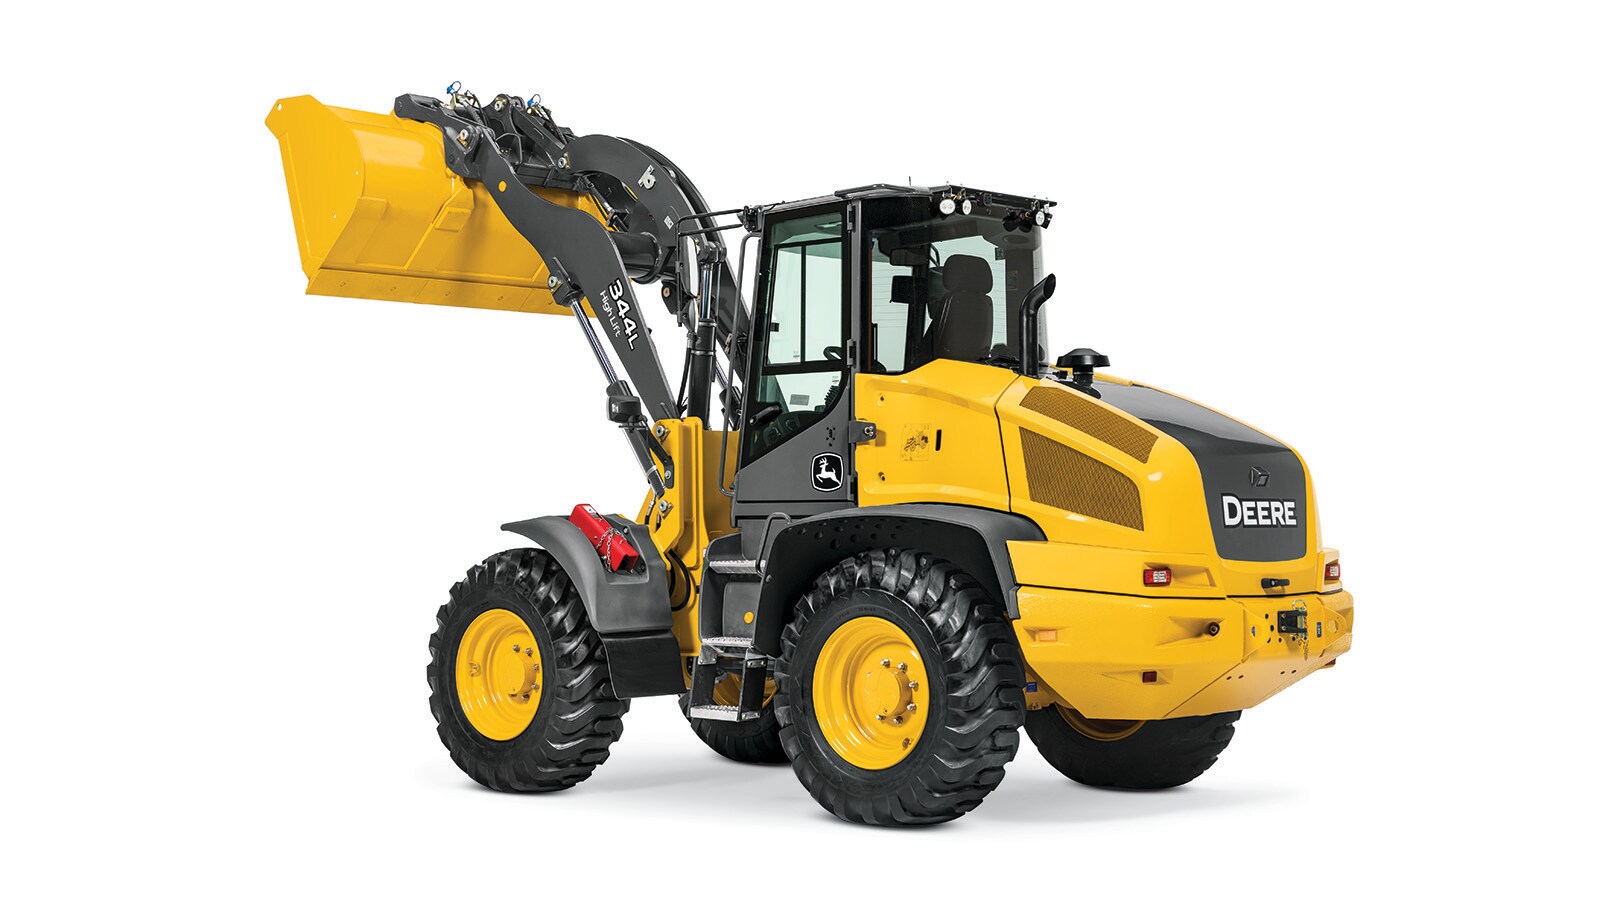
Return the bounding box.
[3,1,1595,895]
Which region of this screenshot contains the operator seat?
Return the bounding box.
[925,254,994,362]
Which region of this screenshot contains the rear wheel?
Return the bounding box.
[1024,705,1240,790]
[678,674,786,764]
[775,549,1026,826]
[427,549,628,792]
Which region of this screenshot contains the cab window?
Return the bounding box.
[866,208,1044,374]
[744,211,846,462]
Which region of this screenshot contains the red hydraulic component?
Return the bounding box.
[569,504,640,572]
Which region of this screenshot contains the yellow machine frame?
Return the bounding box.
[854,361,1352,721]
[268,95,1352,727]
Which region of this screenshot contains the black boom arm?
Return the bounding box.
[392,91,750,498]
[394,92,750,411]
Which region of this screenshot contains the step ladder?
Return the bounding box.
[688,515,789,722]
[687,636,770,722]
[706,556,762,576]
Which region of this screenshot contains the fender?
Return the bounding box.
[752,503,1046,654]
[501,514,682,698]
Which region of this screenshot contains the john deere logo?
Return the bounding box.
[811,453,843,492]
[1222,494,1297,528]
[1249,466,1270,488]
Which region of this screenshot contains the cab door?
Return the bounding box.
[732,205,857,522]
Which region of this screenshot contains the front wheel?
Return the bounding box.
[1024,705,1240,790]
[427,549,628,792]
[774,549,1026,826]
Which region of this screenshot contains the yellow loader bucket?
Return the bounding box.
[266,95,604,315]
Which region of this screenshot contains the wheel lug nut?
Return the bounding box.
[880,659,891,668]
[897,663,907,672]
[530,683,539,691]
[876,714,886,721]
[908,681,919,690]
[512,644,521,653]
[902,738,911,749]
[893,716,903,725]
[906,703,917,713]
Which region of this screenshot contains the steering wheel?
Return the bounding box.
[762,412,806,448]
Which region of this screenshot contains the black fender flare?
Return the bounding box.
[751,504,1046,655]
[500,515,671,634]
[500,515,682,698]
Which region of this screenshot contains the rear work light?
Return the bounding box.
[1325,561,1342,582]
[1143,567,1173,587]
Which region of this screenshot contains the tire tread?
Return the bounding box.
[1025,707,1239,790]
[775,549,1025,826]
[426,549,627,792]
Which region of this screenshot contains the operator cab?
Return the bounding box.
[733,185,1054,522]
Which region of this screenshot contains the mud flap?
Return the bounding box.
[501,515,684,698]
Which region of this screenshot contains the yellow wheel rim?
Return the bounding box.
[455,609,544,741]
[812,616,929,770]
[712,674,777,708]
[1056,705,1143,742]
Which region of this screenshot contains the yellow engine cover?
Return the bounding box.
[851,361,1353,721]
[265,95,604,316]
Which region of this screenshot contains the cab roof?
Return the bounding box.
[758,183,1055,217]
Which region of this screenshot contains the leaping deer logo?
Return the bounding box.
[811,453,843,492]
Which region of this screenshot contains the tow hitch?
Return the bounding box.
[1277,600,1316,659]
[1276,607,1309,637]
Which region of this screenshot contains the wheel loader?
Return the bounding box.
[266,87,1354,826]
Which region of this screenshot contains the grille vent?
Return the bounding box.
[1020,387,1158,463]
[1020,429,1144,530]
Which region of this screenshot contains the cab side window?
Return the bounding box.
[744,212,846,462]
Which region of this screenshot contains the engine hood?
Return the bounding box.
[853,362,1324,592]
[994,374,1319,577]
[1091,382,1308,563]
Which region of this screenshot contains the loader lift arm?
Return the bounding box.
[392,92,750,432]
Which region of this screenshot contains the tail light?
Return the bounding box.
[1325,561,1342,582]
[1143,567,1172,587]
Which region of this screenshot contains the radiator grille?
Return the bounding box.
[1020,387,1158,463]
[1020,429,1144,530]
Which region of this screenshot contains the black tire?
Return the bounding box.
[1024,706,1240,790]
[774,549,1026,826]
[427,548,628,792]
[677,676,788,764]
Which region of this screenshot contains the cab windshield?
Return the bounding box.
[865,201,1046,374]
